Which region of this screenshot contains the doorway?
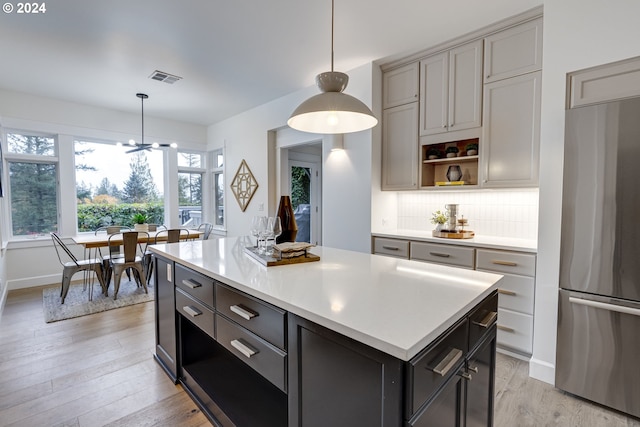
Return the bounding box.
[288,144,322,245]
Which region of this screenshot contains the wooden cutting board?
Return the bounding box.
[432,230,475,239]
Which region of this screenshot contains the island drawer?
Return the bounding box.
[176,288,215,339]
[476,249,535,277]
[216,314,287,392]
[410,242,475,269]
[216,284,287,350]
[407,317,468,417]
[175,264,215,309]
[373,237,410,258]
[468,292,498,351]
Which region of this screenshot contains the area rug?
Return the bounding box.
[43,279,154,323]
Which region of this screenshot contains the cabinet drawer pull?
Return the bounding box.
[459,372,472,380]
[472,311,497,328]
[468,365,479,373]
[498,289,517,296]
[182,306,202,317]
[231,339,258,359]
[432,348,463,376]
[429,252,451,258]
[382,245,400,251]
[230,304,258,321]
[182,279,202,289]
[497,324,515,333]
[492,260,518,267]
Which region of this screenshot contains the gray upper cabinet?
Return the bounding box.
[420,40,483,136]
[484,17,543,83]
[382,102,419,190]
[383,62,419,109]
[568,56,640,108]
[481,71,541,187]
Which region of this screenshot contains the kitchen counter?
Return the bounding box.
[150,236,502,361]
[373,229,537,253]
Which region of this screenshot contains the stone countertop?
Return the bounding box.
[150,236,503,361]
[372,229,537,253]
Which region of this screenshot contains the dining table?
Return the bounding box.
[71,229,204,299]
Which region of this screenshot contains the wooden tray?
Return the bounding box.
[243,246,320,266]
[432,230,475,239]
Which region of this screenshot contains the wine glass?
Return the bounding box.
[250,216,265,249]
[258,217,270,254]
[266,217,281,256]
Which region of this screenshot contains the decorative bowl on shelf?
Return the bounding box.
[467,149,477,156]
[446,152,457,158]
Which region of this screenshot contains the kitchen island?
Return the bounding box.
[150,237,502,427]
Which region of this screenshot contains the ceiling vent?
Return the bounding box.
[149,70,182,84]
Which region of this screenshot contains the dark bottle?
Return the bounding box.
[276,195,298,243]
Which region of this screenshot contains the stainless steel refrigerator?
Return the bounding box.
[556,97,640,418]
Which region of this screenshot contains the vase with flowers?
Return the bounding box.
[431,210,449,231]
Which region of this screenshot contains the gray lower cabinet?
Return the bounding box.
[155,261,497,427]
[153,255,178,382]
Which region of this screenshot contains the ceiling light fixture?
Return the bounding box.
[126,93,177,153]
[287,0,377,134]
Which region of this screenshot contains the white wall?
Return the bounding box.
[208,64,376,253]
[0,89,208,293]
[531,0,640,384]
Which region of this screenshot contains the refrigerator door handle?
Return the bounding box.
[569,296,640,317]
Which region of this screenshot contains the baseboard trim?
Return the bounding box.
[8,274,61,290]
[529,357,555,385]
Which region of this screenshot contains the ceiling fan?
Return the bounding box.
[126,93,177,153]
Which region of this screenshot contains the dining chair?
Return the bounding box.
[145,229,184,284]
[108,231,148,300]
[197,222,213,240]
[51,232,107,304]
[95,225,131,284]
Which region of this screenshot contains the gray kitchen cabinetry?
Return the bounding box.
[476,248,536,356]
[372,236,537,358]
[383,62,419,109]
[483,17,543,83]
[481,70,541,188]
[420,40,483,137]
[154,255,178,382]
[382,102,419,190]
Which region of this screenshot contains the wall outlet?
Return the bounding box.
[258,203,264,211]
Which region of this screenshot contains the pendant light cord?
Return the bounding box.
[330,0,334,72]
[141,96,144,145]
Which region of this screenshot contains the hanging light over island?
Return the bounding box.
[287,0,377,134]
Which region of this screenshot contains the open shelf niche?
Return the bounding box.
[420,138,479,188]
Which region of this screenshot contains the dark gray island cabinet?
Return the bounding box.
[151,238,501,427]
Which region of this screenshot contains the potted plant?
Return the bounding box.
[426,147,440,160]
[431,210,449,231]
[132,213,149,232]
[465,143,478,156]
[445,146,459,158]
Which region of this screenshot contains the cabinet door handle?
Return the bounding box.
[382,245,399,251]
[432,348,463,376]
[497,324,515,333]
[459,372,472,380]
[468,365,479,373]
[498,289,517,296]
[230,304,258,321]
[182,279,202,289]
[492,260,518,267]
[429,252,451,258]
[472,311,497,328]
[183,306,202,318]
[230,339,258,359]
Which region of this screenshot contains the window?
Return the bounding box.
[212,149,224,228]
[178,151,205,227]
[75,140,164,231]
[6,132,59,236]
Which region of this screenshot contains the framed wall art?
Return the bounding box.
[230,159,258,212]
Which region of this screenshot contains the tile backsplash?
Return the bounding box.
[397,189,539,240]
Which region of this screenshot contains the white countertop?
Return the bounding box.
[373,229,537,253]
[150,237,503,361]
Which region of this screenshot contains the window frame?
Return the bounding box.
[4,130,60,239]
[211,148,225,231]
[177,150,207,228]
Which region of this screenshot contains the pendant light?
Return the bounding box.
[126,93,178,153]
[287,0,378,134]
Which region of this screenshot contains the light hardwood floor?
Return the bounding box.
[1,285,639,427]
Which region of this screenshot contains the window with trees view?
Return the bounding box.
[75,140,164,231]
[178,151,205,227]
[6,132,58,236]
[212,149,224,228]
